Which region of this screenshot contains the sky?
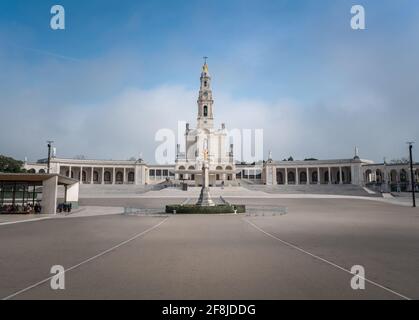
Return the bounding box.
[0,0,418,163]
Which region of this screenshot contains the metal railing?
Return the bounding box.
[244,206,288,217]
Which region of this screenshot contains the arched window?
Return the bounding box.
[93,171,99,182]
[390,170,397,183]
[276,171,283,184]
[203,105,208,117]
[312,171,318,183]
[376,169,382,183]
[104,171,111,182]
[400,169,407,182]
[128,172,135,182]
[300,171,307,184]
[204,81,207,87]
[288,172,295,184]
[28,169,36,173]
[39,169,45,174]
[82,171,87,182]
[116,172,123,183]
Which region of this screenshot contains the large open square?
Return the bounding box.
[1,193,418,300]
[1,0,419,305]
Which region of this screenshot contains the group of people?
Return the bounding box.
[0,202,73,214]
[0,203,42,214]
[57,202,72,213]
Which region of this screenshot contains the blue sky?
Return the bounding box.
[1,0,419,163]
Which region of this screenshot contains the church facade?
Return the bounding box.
[24,62,419,192]
[174,61,235,186]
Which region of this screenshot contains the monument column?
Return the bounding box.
[196,144,215,206]
[285,168,288,185]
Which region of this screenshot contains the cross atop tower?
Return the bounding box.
[203,56,208,64]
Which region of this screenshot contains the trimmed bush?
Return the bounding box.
[165,204,245,214]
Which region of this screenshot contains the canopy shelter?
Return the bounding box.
[0,173,79,214]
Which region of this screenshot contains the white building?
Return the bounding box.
[24,61,419,191]
[174,61,235,186]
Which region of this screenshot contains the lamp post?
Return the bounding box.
[47,140,54,174]
[407,142,416,208]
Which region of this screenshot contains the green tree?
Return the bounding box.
[0,155,25,173]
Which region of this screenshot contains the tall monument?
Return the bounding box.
[196,139,215,206]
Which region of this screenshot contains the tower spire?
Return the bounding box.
[202,56,209,74]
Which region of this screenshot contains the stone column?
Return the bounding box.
[328,167,331,184]
[285,168,288,185]
[41,175,58,214]
[102,167,105,184]
[306,168,309,185]
[69,166,72,178]
[80,166,83,183]
[296,168,299,185]
[90,167,94,184]
[272,167,277,185]
[112,167,116,184]
[339,167,343,184]
[317,167,320,184]
[123,168,126,184]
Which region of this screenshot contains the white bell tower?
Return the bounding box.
[197,57,214,129]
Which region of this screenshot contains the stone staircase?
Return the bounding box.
[242,184,381,197]
[78,183,166,197]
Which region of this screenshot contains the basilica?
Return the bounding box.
[24,62,419,193]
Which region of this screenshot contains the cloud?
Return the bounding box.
[1,74,418,164]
